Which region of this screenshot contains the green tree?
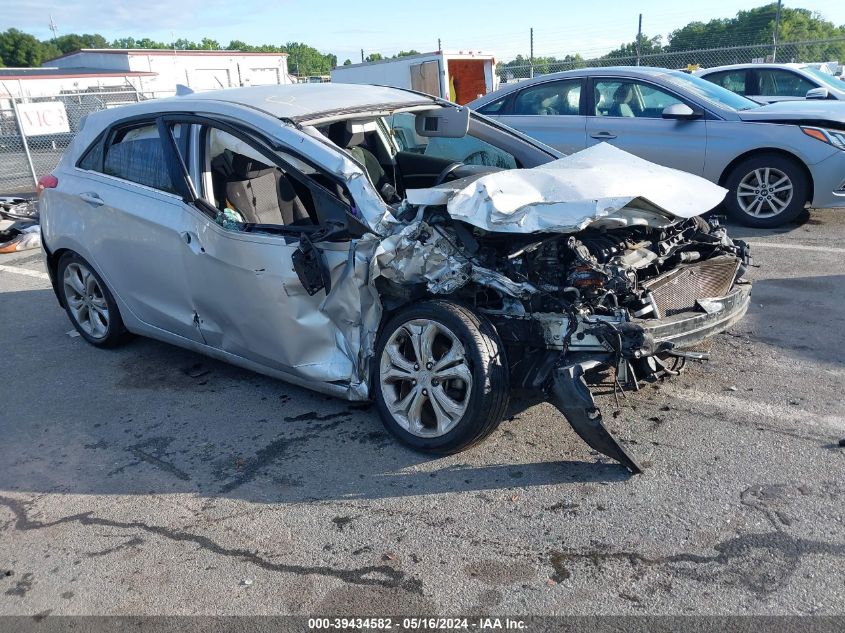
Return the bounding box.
[198,38,220,50]
[53,33,109,54]
[343,58,352,65]
[395,50,420,57]
[666,4,845,63]
[365,52,384,62]
[603,34,663,60]
[0,28,53,66]
[111,37,137,48]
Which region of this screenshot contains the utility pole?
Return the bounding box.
[438,38,442,52]
[772,0,782,62]
[48,15,59,43]
[636,14,643,66]
[529,27,534,78]
[361,49,364,63]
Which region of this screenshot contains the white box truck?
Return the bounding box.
[330,51,498,105]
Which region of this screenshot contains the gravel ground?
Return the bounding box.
[0,209,843,617]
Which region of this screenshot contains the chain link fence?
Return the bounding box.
[0,88,159,194]
[497,36,845,82]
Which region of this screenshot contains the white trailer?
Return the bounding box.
[330,51,497,105]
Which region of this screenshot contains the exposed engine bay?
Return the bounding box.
[283,136,754,474]
[368,208,752,473]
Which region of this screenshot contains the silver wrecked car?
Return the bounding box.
[39,84,752,473]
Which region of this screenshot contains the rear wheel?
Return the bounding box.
[58,252,127,348]
[374,300,509,454]
[724,153,808,227]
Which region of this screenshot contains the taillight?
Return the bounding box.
[37,174,58,197]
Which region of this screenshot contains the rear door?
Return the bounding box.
[491,78,587,154]
[585,77,707,175]
[66,120,202,341]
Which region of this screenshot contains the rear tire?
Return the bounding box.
[724,153,808,228]
[373,300,509,454]
[57,252,128,348]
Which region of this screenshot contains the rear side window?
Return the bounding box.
[756,69,815,97]
[703,70,747,95]
[513,80,582,116]
[101,124,177,193]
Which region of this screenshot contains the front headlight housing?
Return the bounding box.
[801,126,845,150]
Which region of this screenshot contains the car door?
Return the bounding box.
[160,116,363,384]
[585,77,707,175]
[486,78,587,154]
[66,120,202,342]
[750,68,818,103]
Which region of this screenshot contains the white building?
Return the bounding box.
[49,49,292,94]
[0,49,292,104]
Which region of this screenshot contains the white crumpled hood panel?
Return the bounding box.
[406,143,728,234]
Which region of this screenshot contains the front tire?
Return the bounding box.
[373,300,509,454]
[724,153,808,228]
[58,252,127,348]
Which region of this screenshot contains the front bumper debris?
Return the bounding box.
[544,284,750,473]
[549,363,643,474]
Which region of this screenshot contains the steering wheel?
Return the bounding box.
[433,161,466,186]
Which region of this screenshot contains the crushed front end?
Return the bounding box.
[368,145,753,472]
[374,210,751,473]
[478,216,752,473]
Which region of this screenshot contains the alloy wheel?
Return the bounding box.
[63,262,110,339]
[379,319,473,438]
[736,167,794,218]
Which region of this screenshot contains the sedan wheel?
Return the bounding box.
[736,167,793,219]
[724,153,808,228]
[374,301,509,454]
[57,252,127,348]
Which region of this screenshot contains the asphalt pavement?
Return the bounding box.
[0,209,843,617]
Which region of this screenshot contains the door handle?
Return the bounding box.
[590,131,617,140]
[78,192,104,206]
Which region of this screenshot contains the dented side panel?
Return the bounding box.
[181,219,365,393]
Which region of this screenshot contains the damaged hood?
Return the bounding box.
[406,143,728,234]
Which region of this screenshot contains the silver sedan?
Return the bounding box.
[470,66,845,227]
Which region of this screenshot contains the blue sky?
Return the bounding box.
[7,0,845,63]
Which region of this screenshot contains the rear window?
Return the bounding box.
[100,124,179,194]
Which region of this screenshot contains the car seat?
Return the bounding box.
[213,150,311,225]
[608,84,635,117]
[327,121,386,189]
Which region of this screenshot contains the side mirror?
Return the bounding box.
[661,103,702,120]
[805,87,829,100]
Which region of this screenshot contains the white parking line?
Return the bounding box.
[0,264,50,280]
[674,388,845,431]
[747,242,845,254]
